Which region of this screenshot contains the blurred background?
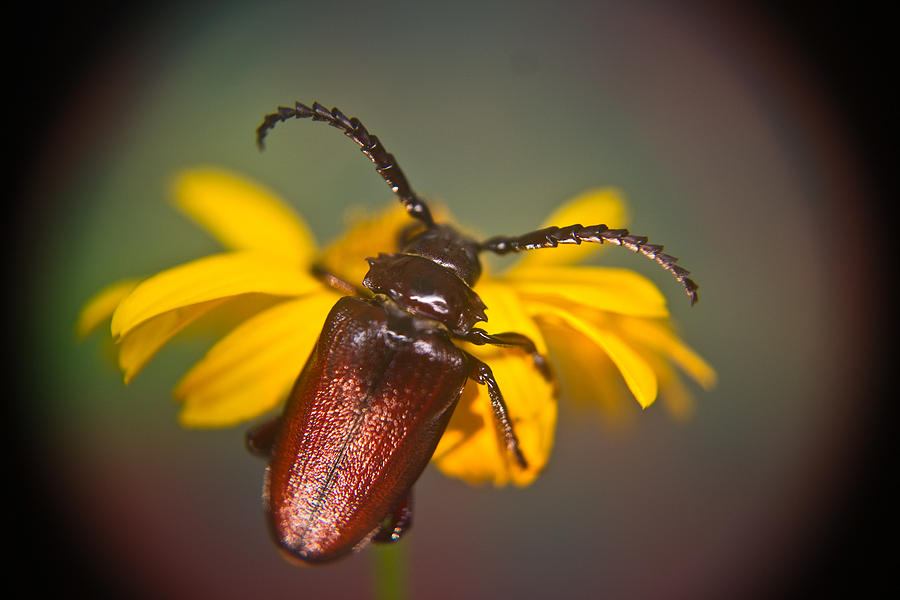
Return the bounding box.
[10,1,893,598]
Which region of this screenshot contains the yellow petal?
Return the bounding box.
[117,298,226,383]
[111,251,321,339]
[175,291,340,427]
[527,301,658,408]
[174,293,287,337]
[433,282,555,487]
[642,353,695,421]
[618,317,717,389]
[76,279,140,338]
[507,188,629,271]
[539,317,636,426]
[508,265,669,318]
[173,168,316,263]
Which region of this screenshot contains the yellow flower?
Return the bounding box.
[79,168,715,488]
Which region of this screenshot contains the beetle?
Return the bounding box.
[246,101,699,564]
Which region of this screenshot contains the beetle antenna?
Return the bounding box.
[257,102,435,227]
[481,225,700,305]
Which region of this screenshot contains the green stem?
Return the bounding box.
[372,542,409,600]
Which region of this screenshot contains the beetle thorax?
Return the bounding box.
[362,225,487,335]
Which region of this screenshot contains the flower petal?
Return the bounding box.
[528,301,658,408]
[641,352,695,421]
[508,188,629,271]
[173,168,316,263]
[509,265,669,318]
[539,317,635,425]
[118,295,289,383]
[175,291,340,427]
[117,299,227,383]
[433,282,555,487]
[618,317,717,389]
[111,251,321,339]
[77,279,140,338]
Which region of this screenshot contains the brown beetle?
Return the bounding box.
[247,102,698,564]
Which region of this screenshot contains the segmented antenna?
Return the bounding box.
[256,102,434,227]
[481,225,699,305]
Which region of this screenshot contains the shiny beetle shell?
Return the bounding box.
[264,297,467,563]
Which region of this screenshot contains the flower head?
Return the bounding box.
[80,168,714,487]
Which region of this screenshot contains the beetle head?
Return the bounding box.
[399,224,482,286]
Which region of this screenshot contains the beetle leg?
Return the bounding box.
[464,352,529,470]
[311,263,370,297]
[245,417,281,458]
[373,491,414,544]
[480,224,699,305]
[460,328,552,382]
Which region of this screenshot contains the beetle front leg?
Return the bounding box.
[461,328,552,381]
[373,491,414,544]
[464,352,528,470]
